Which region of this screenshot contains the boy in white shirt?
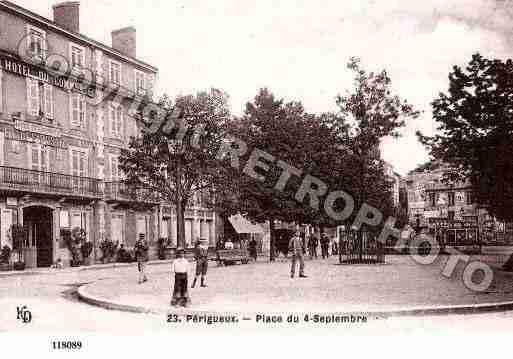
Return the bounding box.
[170,249,191,307]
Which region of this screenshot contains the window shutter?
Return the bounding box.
[31,145,39,170]
[111,156,117,180]
[117,107,123,136]
[41,147,49,172]
[110,105,116,136]
[79,97,86,127]
[80,152,86,177]
[26,78,39,116]
[44,84,53,119]
[71,95,79,126]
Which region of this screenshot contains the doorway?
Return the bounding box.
[23,206,53,268]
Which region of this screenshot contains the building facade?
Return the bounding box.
[403,162,513,246]
[0,1,219,268]
[384,161,401,207]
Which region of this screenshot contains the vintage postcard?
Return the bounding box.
[0,0,513,353]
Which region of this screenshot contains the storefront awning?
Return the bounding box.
[228,214,264,234]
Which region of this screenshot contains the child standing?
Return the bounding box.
[171,249,191,307]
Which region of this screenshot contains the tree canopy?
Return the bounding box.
[418,53,513,221]
[119,89,231,247]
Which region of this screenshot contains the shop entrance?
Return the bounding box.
[23,206,53,267]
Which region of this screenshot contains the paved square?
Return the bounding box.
[82,255,513,313]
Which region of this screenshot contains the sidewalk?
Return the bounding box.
[0,258,174,278]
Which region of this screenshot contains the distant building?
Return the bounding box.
[404,161,513,245]
[384,162,401,207]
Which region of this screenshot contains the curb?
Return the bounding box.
[77,284,159,314]
[76,281,513,318]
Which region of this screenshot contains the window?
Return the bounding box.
[466,191,473,205]
[109,102,123,138]
[26,79,53,119]
[1,209,13,249]
[111,213,124,244]
[135,70,146,95]
[30,144,49,172]
[429,192,436,207]
[26,25,46,60]
[448,211,455,221]
[161,218,170,239]
[71,94,86,128]
[60,210,69,228]
[110,155,119,181]
[71,150,87,177]
[109,60,121,85]
[448,192,455,206]
[70,43,84,69]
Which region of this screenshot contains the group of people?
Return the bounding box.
[303,232,338,259]
[133,231,333,307]
[132,237,210,308]
[288,231,338,278]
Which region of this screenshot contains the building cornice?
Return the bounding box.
[0,1,158,74]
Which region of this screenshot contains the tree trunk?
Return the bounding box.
[269,218,276,262]
[177,199,185,249]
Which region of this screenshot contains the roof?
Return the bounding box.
[0,0,158,73]
[228,214,264,234]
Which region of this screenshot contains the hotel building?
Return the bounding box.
[0,1,219,268]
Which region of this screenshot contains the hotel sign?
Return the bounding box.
[1,56,96,98]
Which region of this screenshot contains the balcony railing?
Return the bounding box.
[104,182,160,203]
[0,166,102,198]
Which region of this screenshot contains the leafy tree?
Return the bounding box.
[418,53,513,222]
[224,89,339,260]
[326,57,419,258]
[120,89,230,248]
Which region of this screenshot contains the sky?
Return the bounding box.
[13,0,513,175]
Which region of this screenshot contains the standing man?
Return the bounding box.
[289,231,307,278]
[311,234,319,259]
[192,238,209,288]
[248,237,258,262]
[135,235,149,284]
[320,232,330,259]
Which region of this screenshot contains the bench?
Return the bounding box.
[216,249,250,266]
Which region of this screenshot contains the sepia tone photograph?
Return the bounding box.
[0,0,512,347]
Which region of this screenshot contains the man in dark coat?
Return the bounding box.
[320,232,330,259]
[135,235,149,284]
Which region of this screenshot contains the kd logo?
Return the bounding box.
[16,306,32,324]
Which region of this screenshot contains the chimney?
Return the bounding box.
[52,2,80,33]
[111,27,136,58]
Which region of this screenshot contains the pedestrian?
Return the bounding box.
[170,248,191,307]
[289,230,307,278]
[248,237,258,261]
[309,234,318,259]
[332,239,338,256]
[192,238,209,288]
[320,232,330,259]
[300,232,307,255]
[134,235,149,284]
